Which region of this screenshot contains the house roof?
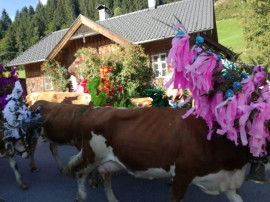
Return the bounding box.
[7,0,214,67]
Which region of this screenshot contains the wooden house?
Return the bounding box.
[7,0,228,94]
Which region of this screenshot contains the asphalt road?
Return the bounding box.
[1,139,270,202]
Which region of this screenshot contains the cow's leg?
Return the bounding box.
[88,170,100,188]
[74,164,100,202]
[63,150,83,177]
[75,170,88,202]
[224,190,243,202]
[170,172,194,202]
[49,143,65,172]
[29,138,38,172]
[103,173,119,202]
[29,152,38,172]
[8,156,28,189]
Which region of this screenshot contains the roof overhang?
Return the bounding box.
[8,59,45,67]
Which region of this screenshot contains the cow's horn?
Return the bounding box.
[247,163,268,184]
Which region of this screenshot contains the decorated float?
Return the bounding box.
[166,23,270,182]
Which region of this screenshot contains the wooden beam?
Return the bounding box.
[80,15,130,45]
[48,15,130,60]
[48,16,83,60]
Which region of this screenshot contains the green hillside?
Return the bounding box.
[216,18,246,54]
[18,70,26,79]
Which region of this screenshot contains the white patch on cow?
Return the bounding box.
[89,133,123,172]
[130,165,175,179]
[90,133,175,179]
[192,164,248,195]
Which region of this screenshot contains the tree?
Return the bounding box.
[0,9,12,39]
[242,0,270,69]
[35,1,46,37]
[0,27,17,64]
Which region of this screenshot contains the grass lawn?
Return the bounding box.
[17,70,26,79]
[216,18,247,54]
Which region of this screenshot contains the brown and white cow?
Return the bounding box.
[63,106,259,202]
[29,100,89,172]
[26,92,91,107]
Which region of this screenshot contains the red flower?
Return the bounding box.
[117,86,123,92]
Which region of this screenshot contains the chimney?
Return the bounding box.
[148,0,157,10]
[96,5,110,21]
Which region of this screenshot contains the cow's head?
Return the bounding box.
[2,108,43,159]
[4,135,36,158]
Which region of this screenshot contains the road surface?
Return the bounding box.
[1,139,270,202]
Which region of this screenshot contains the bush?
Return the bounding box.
[76,44,155,106]
[41,60,69,91]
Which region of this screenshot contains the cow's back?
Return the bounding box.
[26,92,91,107]
[80,107,249,175]
[30,100,88,146]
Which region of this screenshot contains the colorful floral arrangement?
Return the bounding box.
[0,64,20,111]
[87,66,124,107]
[166,24,270,157]
[1,80,43,153]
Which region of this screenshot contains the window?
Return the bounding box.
[44,75,54,91]
[151,53,168,77]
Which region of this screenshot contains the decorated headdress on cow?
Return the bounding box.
[1,79,44,156]
[166,22,270,159]
[5,80,24,101]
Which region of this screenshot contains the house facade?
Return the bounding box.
[7,0,219,94]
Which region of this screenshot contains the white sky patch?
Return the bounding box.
[40,0,48,5]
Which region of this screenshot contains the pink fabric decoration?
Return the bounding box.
[166,34,191,89]
[166,23,270,157]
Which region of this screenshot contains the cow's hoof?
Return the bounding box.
[62,167,73,177]
[31,166,38,172]
[74,195,85,202]
[19,182,28,190]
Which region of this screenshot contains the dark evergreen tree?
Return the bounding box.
[0,26,17,64]
[35,1,46,37]
[62,0,79,27]
[0,9,12,39]
[44,0,57,34]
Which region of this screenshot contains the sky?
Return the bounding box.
[0,0,48,21]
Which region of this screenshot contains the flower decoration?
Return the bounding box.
[166,23,270,157]
[87,66,125,107]
[0,64,22,111]
[232,82,242,92]
[225,89,234,98]
[176,31,185,37]
[1,81,43,158]
[195,36,204,45]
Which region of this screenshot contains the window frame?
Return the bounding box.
[151,53,168,78]
[43,75,54,91]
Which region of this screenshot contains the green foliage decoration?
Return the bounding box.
[144,88,170,107]
[87,76,107,107]
[41,60,69,91]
